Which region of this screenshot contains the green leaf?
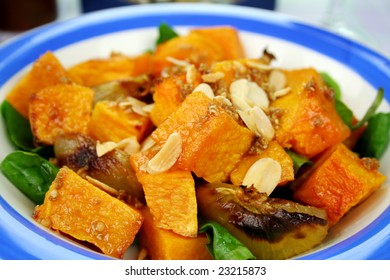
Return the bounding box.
[156,23,178,46]
[1,100,53,157]
[1,151,59,204]
[335,99,353,128]
[321,72,342,100]
[285,149,313,175]
[351,88,384,130]
[354,112,390,159]
[199,220,255,260]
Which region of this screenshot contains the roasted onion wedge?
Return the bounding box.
[196,183,329,259]
[54,133,144,202]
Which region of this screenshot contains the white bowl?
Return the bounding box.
[0,3,389,260]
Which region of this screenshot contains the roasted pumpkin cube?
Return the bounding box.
[33,166,143,258]
[138,207,212,260]
[6,51,75,118]
[189,26,245,60]
[271,68,351,158]
[293,143,386,226]
[152,91,255,182]
[130,150,198,238]
[29,84,94,145]
[151,33,224,76]
[68,52,151,87]
[150,72,201,127]
[230,140,294,186]
[88,100,153,143]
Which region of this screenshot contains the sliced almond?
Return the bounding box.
[86,176,119,197]
[245,60,272,71]
[230,79,269,111]
[119,96,149,117]
[166,56,191,68]
[186,64,197,84]
[201,72,225,83]
[230,78,251,111]
[272,87,291,99]
[193,83,215,99]
[238,106,274,141]
[96,137,140,157]
[247,81,269,109]
[268,69,287,91]
[213,95,233,107]
[141,135,157,152]
[251,106,275,141]
[142,103,155,114]
[96,141,118,157]
[146,132,182,174]
[242,157,282,196]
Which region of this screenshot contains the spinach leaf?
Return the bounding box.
[156,23,178,46]
[285,149,313,175]
[351,88,384,130]
[1,100,52,157]
[199,220,255,260]
[321,72,342,100]
[1,151,59,204]
[1,100,35,150]
[354,112,390,159]
[335,99,353,128]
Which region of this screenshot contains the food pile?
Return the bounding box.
[1,24,388,260]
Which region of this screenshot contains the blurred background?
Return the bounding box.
[0,0,389,58]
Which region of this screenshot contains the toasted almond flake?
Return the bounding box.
[186,64,197,84]
[269,69,287,91]
[251,106,275,141]
[96,137,140,157]
[193,83,215,99]
[238,106,274,141]
[142,103,155,113]
[119,96,149,116]
[86,176,119,196]
[245,60,272,71]
[96,141,118,157]
[242,157,282,196]
[213,95,233,107]
[273,87,291,99]
[146,132,182,174]
[230,78,251,111]
[201,71,225,83]
[166,56,191,67]
[141,135,157,152]
[232,60,247,74]
[118,137,141,155]
[247,81,269,109]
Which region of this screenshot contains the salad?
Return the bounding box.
[1,24,389,260]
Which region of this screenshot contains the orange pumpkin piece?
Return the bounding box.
[151,33,224,76]
[230,140,294,186]
[29,84,94,145]
[6,51,75,118]
[189,26,245,60]
[68,52,152,87]
[293,143,386,226]
[130,150,198,237]
[152,91,255,183]
[33,166,143,259]
[138,207,212,260]
[88,100,153,143]
[150,72,202,127]
[271,68,351,158]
